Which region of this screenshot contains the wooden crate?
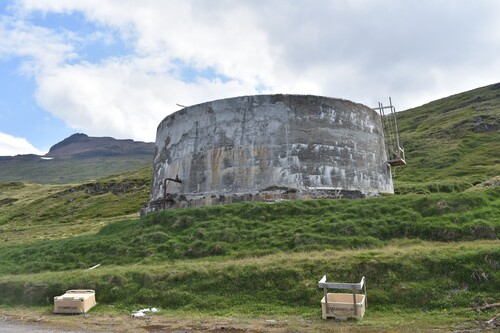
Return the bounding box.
[53,290,96,314]
[321,293,366,320]
[318,276,367,320]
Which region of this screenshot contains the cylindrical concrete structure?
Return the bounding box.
[143,94,392,213]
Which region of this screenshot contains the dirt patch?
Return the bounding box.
[141,324,248,333]
[0,309,368,333]
[0,307,495,333]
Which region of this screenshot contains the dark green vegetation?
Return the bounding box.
[0,187,498,275]
[0,241,498,319]
[0,189,498,321]
[0,83,499,330]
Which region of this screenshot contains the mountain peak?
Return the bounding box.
[45,133,154,159]
[66,133,89,141]
[47,133,89,154]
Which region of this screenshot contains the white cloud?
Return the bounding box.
[0,16,76,74]
[35,57,256,141]
[2,0,500,146]
[0,131,44,156]
[2,1,278,142]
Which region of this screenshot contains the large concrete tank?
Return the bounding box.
[143,94,393,213]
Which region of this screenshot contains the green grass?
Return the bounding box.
[0,187,498,275]
[0,156,152,184]
[0,187,498,321]
[0,167,150,226]
[0,167,151,246]
[393,83,500,187]
[0,241,498,316]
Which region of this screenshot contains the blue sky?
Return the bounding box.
[1,0,500,156]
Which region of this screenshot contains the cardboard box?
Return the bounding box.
[321,293,366,320]
[53,290,96,314]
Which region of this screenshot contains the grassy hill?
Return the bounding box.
[1,187,498,274]
[0,157,154,184]
[394,83,500,193]
[0,167,151,245]
[0,83,499,331]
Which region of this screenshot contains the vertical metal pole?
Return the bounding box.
[389,97,402,160]
[379,102,391,160]
[387,97,397,160]
[163,179,169,210]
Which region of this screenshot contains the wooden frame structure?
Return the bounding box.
[318,275,367,319]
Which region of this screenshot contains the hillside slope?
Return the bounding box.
[0,167,151,245]
[394,82,500,192]
[0,186,498,273]
[0,185,498,331]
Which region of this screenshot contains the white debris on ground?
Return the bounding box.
[131,308,160,318]
[87,263,101,270]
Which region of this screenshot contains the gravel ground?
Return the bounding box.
[0,320,111,333]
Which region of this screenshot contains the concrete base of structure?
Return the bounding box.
[141,188,377,216]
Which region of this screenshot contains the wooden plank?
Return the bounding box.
[318,282,361,289]
[352,286,357,316]
[364,279,368,309]
[323,287,328,317]
[318,276,365,290]
[387,158,406,166]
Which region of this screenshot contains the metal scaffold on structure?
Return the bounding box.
[374,98,406,167]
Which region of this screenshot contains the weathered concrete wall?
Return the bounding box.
[143,94,392,213]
